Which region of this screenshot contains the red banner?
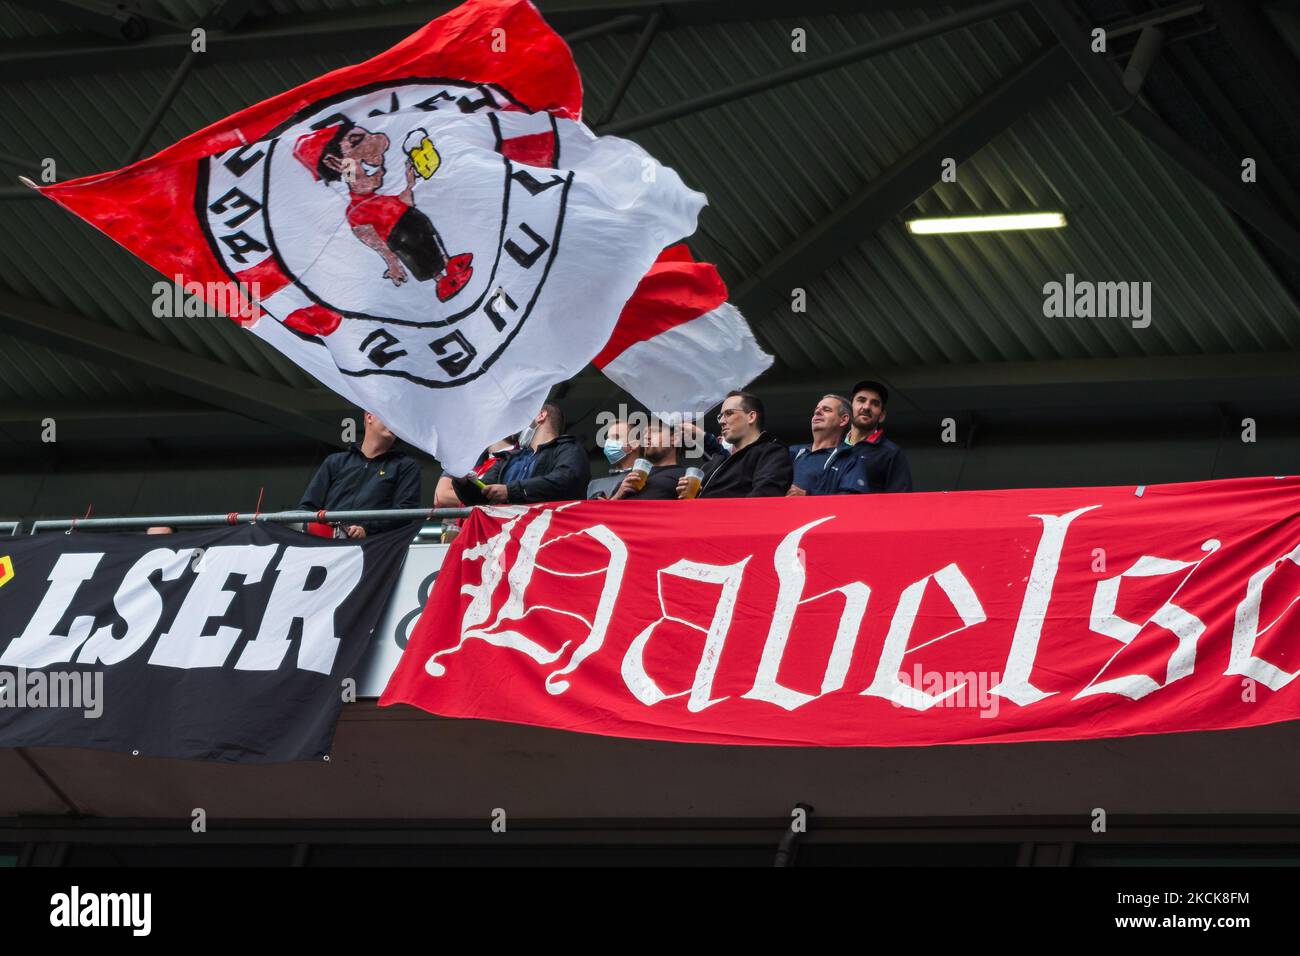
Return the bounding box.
[381,476,1300,746]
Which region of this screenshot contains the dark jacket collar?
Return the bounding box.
[508,433,577,458]
[348,442,405,462]
[730,430,780,454]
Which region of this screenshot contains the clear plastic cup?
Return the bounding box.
[628,458,652,491]
[680,467,704,499]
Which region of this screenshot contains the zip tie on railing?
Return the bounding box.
[317,510,328,522]
[66,503,93,535]
[226,512,239,525]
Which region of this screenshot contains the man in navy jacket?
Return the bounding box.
[846,379,913,493]
[453,403,590,504]
[787,394,867,496]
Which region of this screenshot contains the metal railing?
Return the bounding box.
[21,508,474,536]
[1,522,19,537]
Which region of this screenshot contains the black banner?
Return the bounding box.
[0,522,415,762]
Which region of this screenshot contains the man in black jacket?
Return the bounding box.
[298,411,422,537]
[453,402,590,504]
[681,390,792,498]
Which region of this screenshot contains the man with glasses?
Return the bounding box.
[679,390,791,498]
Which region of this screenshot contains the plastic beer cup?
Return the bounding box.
[680,467,704,499]
[629,458,652,491]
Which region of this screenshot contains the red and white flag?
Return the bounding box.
[28,0,760,473]
[598,245,772,418]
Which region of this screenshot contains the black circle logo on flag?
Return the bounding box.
[199,79,572,388]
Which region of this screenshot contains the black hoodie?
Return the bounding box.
[698,432,792,498]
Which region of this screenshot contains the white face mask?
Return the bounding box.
[603,439,628,466]
[518,422,538,449]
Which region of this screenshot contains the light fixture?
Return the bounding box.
[906,212,1067,235]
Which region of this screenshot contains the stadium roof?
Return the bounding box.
[2,0,1299,456]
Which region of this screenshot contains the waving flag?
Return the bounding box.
[599,245,772,417]
[31,0,710,474]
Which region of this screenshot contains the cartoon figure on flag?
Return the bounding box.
[293,121,473,301]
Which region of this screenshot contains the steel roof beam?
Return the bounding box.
[1038,0,1300,267]
[123,51,198,164]
[592,8,663,127]
[0,291,343,447]
[750,350,1300,410]
[1162,44,1300,258]
[733,43,1074,319]
[4,0,172,42]
[600,0,1028,135]
[205,0,259,31]
[1205,0,1300,117]
[0,0,1024,80]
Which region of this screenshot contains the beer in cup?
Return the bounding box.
[628,458,652,491]
[680,467,704,499]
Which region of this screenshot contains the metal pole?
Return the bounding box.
[1122,25,1164,96]
[774,803,814,867]
[0,150,55,174]
[0,187,41,201]
[601,0,1027,135]
[1038,0,1300,266]
[123,50,198,165]
[563,14,644,46]
[594,8,665,127]
[27,508,474,534]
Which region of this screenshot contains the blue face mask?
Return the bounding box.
[603,439,628,466]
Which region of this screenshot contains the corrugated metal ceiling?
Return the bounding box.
[1,0,1297,405]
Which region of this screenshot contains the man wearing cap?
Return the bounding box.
[846,379,913,493]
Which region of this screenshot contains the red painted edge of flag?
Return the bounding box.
[593,252,729,367]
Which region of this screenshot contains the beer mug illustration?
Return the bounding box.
[403,128,441,179]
